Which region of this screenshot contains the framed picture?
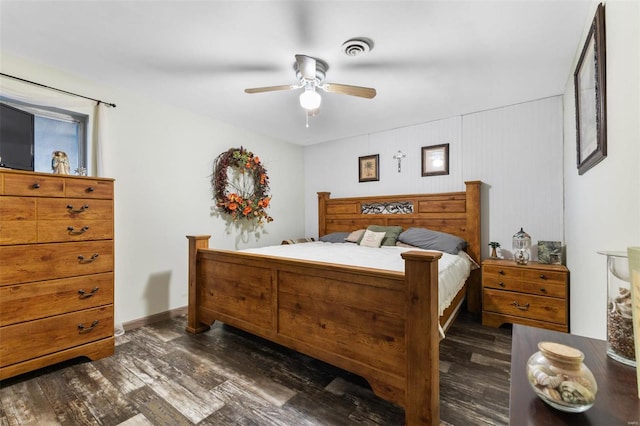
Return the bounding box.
[537,241,563,265]
[358,154,379,182]
[574,3,606,176]
[421,143,449,177]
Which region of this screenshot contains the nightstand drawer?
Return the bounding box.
[483,288,566,325]
[483,264,523,280]
[522,269,567,285]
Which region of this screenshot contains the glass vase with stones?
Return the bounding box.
[598,251,636,367]
[513,228,531,265]
[526,341,597,413]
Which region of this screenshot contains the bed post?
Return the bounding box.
[464,180,482,313]
[317,192,330,237]
[186,235,212,334]
[401,250,442,426]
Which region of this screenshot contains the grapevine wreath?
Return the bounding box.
[212,147,273,223]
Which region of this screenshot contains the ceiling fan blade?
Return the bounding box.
[323,83,377,99]
[295,55,316,80]
[244,84,299,94]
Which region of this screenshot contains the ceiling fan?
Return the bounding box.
[244,55,376,117]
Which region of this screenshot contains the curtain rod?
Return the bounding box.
[0,72,116,108]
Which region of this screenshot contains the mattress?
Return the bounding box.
[242,241,472,318]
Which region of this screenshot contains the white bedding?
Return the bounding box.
[242,241,472,319]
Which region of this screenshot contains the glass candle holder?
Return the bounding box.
[598,250,635,367]
[513,227,531,265]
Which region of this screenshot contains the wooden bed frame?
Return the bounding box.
[186,181,481,425]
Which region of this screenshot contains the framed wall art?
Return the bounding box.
[358,154,379,182]
[574,3,606,176]
[421,143,449,177]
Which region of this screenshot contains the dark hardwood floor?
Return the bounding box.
[0,309,512,425]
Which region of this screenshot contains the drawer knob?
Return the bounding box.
[67,225,90,235]
[78,287,100,299]
[32,183,41,189]
[499,282,506,287]
[498,270,505,275]
[511,300,530,311]
[540,274,547,280]
[540,287,547,293]
[86,187,95,192]
[78,253,99,263]
[78,320,99,334]
[67,204,90,213]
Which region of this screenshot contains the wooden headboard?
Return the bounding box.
[318,181,482,312]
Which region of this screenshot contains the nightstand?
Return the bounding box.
[482,259,569,332]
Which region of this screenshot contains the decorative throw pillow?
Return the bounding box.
[318,232,350,243]
[360,225,404,246]
[359,230,386,248]
[397,227,467,255]
[345,229,366,243]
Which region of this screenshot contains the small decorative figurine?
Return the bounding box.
[52,151,71,175]
[488,241,501,258]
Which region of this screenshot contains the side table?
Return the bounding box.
[509,324,639,425]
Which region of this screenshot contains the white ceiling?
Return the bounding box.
[0,0,592,146]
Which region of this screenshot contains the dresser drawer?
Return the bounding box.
[0,197,37,245]
[65,178,114,199]
[522,269,567,286]
[37,198,113,220]
[2,173,65,197]
[0,273,113,326]
[0,305,113,367]
[484,275,566,298]
[37,220,113,243]
[483,288,566,325]
[0,240,114,285]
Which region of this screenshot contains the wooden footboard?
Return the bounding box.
[186,235,442,425]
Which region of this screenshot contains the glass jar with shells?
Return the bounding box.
[598,251,636,367]
[526,341,597,413]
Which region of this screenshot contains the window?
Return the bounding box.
[0,99,87,174]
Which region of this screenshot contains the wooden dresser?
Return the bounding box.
[482,259,569,332]
[0,169,115,380]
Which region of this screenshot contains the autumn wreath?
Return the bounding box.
[212,147,273,223]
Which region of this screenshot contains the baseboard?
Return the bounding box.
[122,306,187,331]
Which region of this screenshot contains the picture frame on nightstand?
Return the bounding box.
[538,241,563,265]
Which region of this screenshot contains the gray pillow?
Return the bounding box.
[397,227,467,255]
[319,232,350,243]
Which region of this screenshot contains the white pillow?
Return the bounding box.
[359,230,386,248]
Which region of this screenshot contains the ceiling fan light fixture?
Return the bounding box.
[299,86,321,110]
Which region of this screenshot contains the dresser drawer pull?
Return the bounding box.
[540,287,547,293]
[540,274,547,280]
[498,270,505,275]
[67,204,90,213]
[511,301,530,311]
[78,253,99,263]
[78,320,99,334]
[32,183,41,189]
[67,225,90,235]
[86,187,95,193]
[78,287,100,299]
[499,282,505,287]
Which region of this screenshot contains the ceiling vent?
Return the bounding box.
[342,38,373,57]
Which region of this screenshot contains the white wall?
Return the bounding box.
[0,53,305,326]
[304,96,565,262]
[563,0,640,339]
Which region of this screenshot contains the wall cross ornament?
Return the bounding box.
[393,150,406,172]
